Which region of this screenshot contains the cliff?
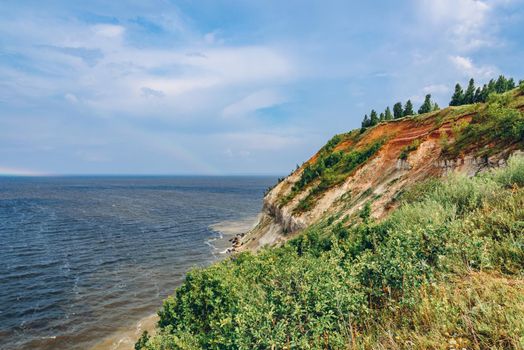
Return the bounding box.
[240,88,524,251]
[138,85,524,350]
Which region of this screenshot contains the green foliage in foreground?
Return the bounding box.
[138,157,524,350]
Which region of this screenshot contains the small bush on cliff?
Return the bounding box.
[398,139,421,160]
[138,157,524,350]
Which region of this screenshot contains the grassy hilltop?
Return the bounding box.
[136,83,524,350]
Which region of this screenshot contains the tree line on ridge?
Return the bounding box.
[361,75,521,129]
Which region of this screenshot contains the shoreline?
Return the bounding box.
[90,214,260,350]
[89,313,158,350]
[208,214,261,254]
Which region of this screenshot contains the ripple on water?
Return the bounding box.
[0,176,275,350]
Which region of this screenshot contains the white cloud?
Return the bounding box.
[91,24,125,38]
[422,84,450,95]
[449,55,498,78]
[64,93,78,103]
[141,87,165,98]
[417,0,497,50]
[0,165,44,176]
[76,150,111,163]
[204,31,223,44]
[222,89,286,117]
[0,12,296,120]
[220,132,300,151]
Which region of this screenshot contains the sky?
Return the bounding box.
[1,0,523,175]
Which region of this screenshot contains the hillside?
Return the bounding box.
[240,87,524,251]
[137,86,524,349]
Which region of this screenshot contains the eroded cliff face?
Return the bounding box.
[239,97,524,252]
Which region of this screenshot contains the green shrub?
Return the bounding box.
[139,157,524,350]
[398,139,421,160]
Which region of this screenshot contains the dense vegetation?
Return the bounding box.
[362,99,410,128]
[361,75,521,129]
[361,95,440,128]
[449,75,518,106]
[137,156,524,350]
[279,133,383,209]
[442,90,524,158]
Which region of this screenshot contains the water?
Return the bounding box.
[0,176,276,350]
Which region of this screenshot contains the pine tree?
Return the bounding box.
[485,79,496,100]
[393,102,403,119]
[487,79,496,94]
[369,110,379,126]
[361,114,370,128]
[404,100,414,116]
[463,78,475,104]
[495,75,507,93]
[479,84,489,102]
[433,102,440,111]
[384,106,393,120]
[418,94,433,114]
[379,112,385,122]
[473,87,482,103]
[449,83,464,106]
[507,78,516,90]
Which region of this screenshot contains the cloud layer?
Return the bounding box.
[0,0,522,174]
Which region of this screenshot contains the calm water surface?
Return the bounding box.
[0,176,275,350]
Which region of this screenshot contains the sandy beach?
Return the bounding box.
[89,313,158,350]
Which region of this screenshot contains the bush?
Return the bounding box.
[398,139,421,160]
[139,157,524,350]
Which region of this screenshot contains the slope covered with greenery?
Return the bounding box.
[137,155,524,350]
[135,83,524,350]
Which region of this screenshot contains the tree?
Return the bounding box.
[379,112,385,122]
[369,110,379,126]
[393,102,403,119]
[384,106,393,120]
[404,100,414,116]
[495,75,507,93]
[463,78,475,104]
[361,114,370,128]
[418,94,433,114]
[359,201,371,223]
[449,83,464,106]
[487,79,496,95]
[479,84,489,102]
[473,87,482,103]
[507,78,516,90]
[433,102,440,111]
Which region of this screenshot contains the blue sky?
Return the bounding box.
[1,0,523,175]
